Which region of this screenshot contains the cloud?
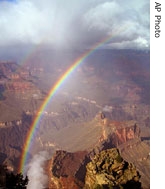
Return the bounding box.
[82,0,150,49]
[0,0,149,49]
[26,151,50,189]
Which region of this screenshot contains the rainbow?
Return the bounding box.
[19,27,127,174]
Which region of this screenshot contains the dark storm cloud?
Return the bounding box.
[0,0,149,49]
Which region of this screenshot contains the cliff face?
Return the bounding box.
[48,150,89,189]
[112,123,140,146]
[96,112,140,146]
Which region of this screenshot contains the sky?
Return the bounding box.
[0,0,150,49]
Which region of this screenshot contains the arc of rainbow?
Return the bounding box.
[19,26,128,174]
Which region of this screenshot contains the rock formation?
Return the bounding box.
[48,148,141,189]
[48,150,89,189]
[0,61,40,93]
[111,123,140,146]
[96,111,141,146]
[85,148,141,189]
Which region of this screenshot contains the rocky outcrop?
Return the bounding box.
[48,148,141,189]
[112,123,140,146]
[48,150,89,189]
[96,112,141,146]
[84,148,141,189]
[96,112,141,145]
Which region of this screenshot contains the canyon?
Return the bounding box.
[0,50,150,188]
[47,112,149,188]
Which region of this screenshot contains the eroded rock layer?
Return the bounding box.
[48,148,142,189]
